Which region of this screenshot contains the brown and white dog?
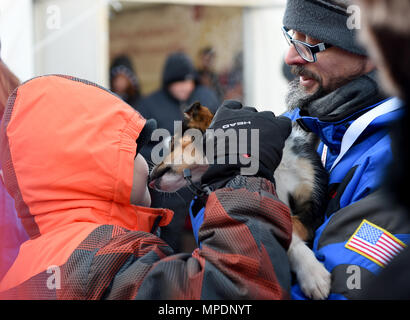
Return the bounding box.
[149,102,331,299]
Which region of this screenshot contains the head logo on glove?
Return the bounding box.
[221,121,251,129]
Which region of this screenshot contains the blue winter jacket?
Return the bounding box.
[284,97,410,299]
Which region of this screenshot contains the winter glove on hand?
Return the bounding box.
[200,99,292,191]
[189,100,291,246]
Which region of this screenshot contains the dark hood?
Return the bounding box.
[162,52,199,88]
[109,55,140,102]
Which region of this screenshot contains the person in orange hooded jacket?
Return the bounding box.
[0,75,292,299]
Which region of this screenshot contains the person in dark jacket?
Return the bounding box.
[353,0,410,299]
[137,52,219,252]
[138,51,219,138]
[109,55,141,109]
[281,0,410,299]
[197,46,224,104]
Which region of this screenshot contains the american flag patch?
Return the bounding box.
[345,219,407,267]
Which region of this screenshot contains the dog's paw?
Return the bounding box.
[297,258,331,300]
[288,238,332,300]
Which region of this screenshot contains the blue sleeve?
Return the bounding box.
[281,108,301,121]
[189,197,205,248]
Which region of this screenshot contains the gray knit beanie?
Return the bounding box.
[283,0,367,56]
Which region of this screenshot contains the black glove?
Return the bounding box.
[200,100,291,190]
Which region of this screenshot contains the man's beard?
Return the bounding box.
[285,65,367,115]
[285,66,327,112]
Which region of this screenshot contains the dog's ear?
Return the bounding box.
[184,101,201,120]
[183,102,214,133]
[183,101,201,132]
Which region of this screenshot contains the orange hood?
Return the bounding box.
[0,75,173,239]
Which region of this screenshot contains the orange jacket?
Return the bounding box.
[0,75,173,293]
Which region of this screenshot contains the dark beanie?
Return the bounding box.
[283,0,367,56]
[162,52,197,88]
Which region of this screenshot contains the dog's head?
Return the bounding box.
[148,102,213,192]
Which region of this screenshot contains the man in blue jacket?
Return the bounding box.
[282,0,409,299]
